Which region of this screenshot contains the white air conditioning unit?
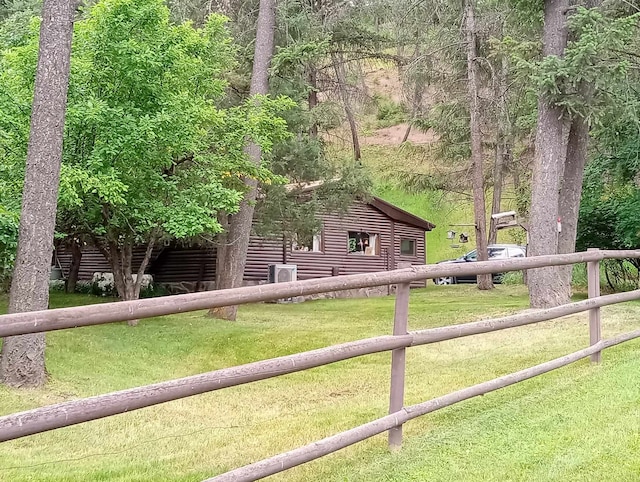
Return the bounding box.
[268,264,297,284]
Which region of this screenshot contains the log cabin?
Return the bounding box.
[56,196,435,295]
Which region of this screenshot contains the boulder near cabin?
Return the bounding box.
[56,197,435,295]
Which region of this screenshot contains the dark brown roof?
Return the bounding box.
[369,196,436,231]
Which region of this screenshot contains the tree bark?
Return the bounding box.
[332,51,361,162]
[488,140,506,245]
[402,40,423,145]
[100,239,154,326]
[133,239,154,296]
[464,0,492,290]
[527,0,570,309]
[308,67,318,139]
[488,54,509,246]
[209,0,276,321]
[0,0,74,388]
[64,239,82,293]
[555,0,601,293]
[401,124,412,144]
[214,211,229,289]
[557,117,589,285]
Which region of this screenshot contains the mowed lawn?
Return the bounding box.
[1,285,640,481]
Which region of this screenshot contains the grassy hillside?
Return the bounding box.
[373,183,474,263]
[359,144,521,264]
[327,62,526,264]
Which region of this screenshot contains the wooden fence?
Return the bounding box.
[2,248,640,481]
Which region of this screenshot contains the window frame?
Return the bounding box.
[400,238,417,256]
[291,232,324,253]
[347,231,380,256]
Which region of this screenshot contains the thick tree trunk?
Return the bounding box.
[332,52,361,162]
[210,176,258,321]
[64,239,82,293]
[557,117,589,287]
[104,240,126,299]
[527,0,570,309]
[209,0,276,321]
[0,0,74,388]
[465,0,492,290]
[555,0,600,293]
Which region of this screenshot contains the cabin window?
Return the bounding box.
[292,233,323,252]
[400,239,416,256]
[348,231,379,256]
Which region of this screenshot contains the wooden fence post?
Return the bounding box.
[388,262,411,450]
[587,248,602,363]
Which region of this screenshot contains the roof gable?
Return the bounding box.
[282,181,435,231]
[368,197,436,231]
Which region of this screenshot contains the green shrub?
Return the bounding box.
[90,280,117,298]
[140,283,169,298]
[372,94,406,128]
[601,259,640,292]
[0,209,18,292]
[49,280,66,292]
[74,282,94,295]
[501,271,524,285]
[571,263,588,288]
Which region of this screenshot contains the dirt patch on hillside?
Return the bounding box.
[364,67,404,103]
[363,123,438,146]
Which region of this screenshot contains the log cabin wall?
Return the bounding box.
[151,235,285,284]
[287,202,391,280]
[244,235,285,282]
[55,245,215,284]
[394,222,427,264]
[56,237,283,285]
[151,247,216,283]
[55,246,151,281]
[284,202,427,287]
[56,201,432,289]
[393,221,427,287]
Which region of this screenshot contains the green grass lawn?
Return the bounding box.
[1,287,639,481]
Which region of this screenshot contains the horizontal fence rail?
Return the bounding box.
[0,249,639,338]
[2,287,639,443]
[209,328,640,482]
[0,335,412,442]
[3,249,640,481]
[410,288,640,345]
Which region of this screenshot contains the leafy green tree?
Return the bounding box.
[0,0,41,19]
[572,6,640,290]
[205,0,373,320]
[0,7,36,292]
[0,0,291,311]
[254,0,373,241]
[577,157,640,290]
[0,208,18,291]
